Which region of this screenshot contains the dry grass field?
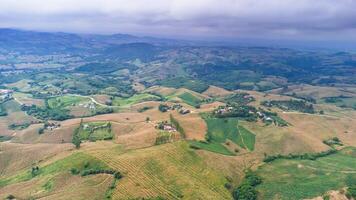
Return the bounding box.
[88,141,231,199]
[203,85,233,97]
[1,86,356,200]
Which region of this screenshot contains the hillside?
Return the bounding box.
[0,29,356,200]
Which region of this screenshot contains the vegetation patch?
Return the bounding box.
[189,115,256,155]
[155,131,179,145]
[205,117,247,150]
[322,96,356,110]
[178,92,202,107]
[233,171,262,200]
[137,106,153,112]
[21,104,72,121]
[112,93,161,107]
[213,104,258,122]
[170,114,186,138]
[74,121,114,145]
[0,102,7,116]
[221,92,255,105]
[0,135,12,142]
[47,95,89,109]
[0,152,110,187]
[8,122,31,130]
[189,140,235,156]
[257,147,356,200]
[323,137,343,147]
[263,149,337,163]
[261,99,315,114]
[237,125,256,151]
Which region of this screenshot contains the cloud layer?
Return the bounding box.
[1,0,356,41]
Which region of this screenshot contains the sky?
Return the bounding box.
[1,0,356,44]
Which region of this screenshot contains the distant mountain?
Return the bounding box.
[0,28,189,54]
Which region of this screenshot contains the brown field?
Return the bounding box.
[0,172,112,200]
[0,100,40,137]
[0,142,73,177]
[92,94,111,105]
[170,112,206,140]
[202,85,233,97]
[69,106,92,117]
[13,92,45,107]
[239,89,294,107]
[144,85,177,96]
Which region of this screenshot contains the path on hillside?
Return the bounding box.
[13,97,23,105]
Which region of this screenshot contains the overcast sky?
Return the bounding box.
[1,0,356,42]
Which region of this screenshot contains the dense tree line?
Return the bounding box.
[21,104,72,121]
[263,149,337,163]
[81,169,122,179]
[213,104,258,122]
[170,114,186,138]
[261,99,315,114]
[72,122,82,148]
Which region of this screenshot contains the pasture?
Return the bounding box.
[256,147,356,200]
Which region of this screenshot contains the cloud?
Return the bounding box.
[0,0,356,41]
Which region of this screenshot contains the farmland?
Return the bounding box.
[0,29,356,200]
[188,115,256,155]
[256,147,356,200]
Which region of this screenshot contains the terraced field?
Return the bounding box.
[256,147,356,200]
[0,152,114,199]
[88,142,231,199]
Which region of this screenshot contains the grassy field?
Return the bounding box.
[206,117,255,150]
[0,152,110,187]
[112,93,161,107]
[189,141,235,156]
[178,92,202,107]
[188,116,256,155]
[0,152,113,200]
[321,96,356,110]
[77,121,113,141]
[47,95,90,109]
[237,124,255,151]
[256,147,356,200]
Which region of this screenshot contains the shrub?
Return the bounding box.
[6,194,15,200]
[158,104,170,112]
[70,168,80,175]
[346,185,356,199]
[38,127,45,134]
[263,149,337,163]
[232,171,262,200]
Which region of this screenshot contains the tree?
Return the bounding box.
[233,184,257,200]
[38,127,44,134]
